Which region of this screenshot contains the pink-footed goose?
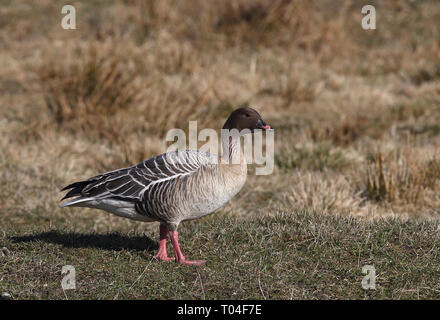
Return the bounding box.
[60,107,272,266]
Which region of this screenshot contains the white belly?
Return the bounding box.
[78,199,156,222]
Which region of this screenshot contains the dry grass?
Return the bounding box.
[38,44,144,125]
[363,149,440,211]
[1,0,440,223]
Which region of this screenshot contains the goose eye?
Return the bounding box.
[244,114,250,118]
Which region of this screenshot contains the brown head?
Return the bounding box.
[222,107,272,132]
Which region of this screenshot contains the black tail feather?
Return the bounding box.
[60,181,88,192]
[60,181,92,200]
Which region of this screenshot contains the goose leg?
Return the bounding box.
[154,224,175,262]
[169,230,206,266]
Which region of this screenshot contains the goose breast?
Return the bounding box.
[137,151,247,224]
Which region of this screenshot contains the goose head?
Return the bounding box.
[222,107,272,133]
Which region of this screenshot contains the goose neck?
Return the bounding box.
[220,131,244,164]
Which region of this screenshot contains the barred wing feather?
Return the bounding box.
[60,150,217,206]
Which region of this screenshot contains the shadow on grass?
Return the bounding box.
[10,230,158,253]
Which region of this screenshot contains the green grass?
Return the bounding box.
[1,211,440,299]
[275,142,350,172]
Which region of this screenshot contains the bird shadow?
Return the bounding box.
[10,230,158,254]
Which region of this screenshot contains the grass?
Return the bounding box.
[38,44,144,125]
[363,149,440,210]
[1,211,440,300]
[276,142,349,172]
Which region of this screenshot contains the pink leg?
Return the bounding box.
[169,230,206,266]
[154,224,175,262]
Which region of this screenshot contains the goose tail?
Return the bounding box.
[60,179,96,208]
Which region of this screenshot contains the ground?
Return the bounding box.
[2,212,440,299]
[1,0,440,299]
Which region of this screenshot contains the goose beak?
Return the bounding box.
[256,119,273,131]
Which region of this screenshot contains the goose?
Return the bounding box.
[60,107,272,266]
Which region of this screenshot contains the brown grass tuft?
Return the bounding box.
[364,149,440,209]
[37,44,144,125]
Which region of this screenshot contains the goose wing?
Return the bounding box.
[60,150,217,205]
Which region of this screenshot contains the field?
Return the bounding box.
[1,0,440,299]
